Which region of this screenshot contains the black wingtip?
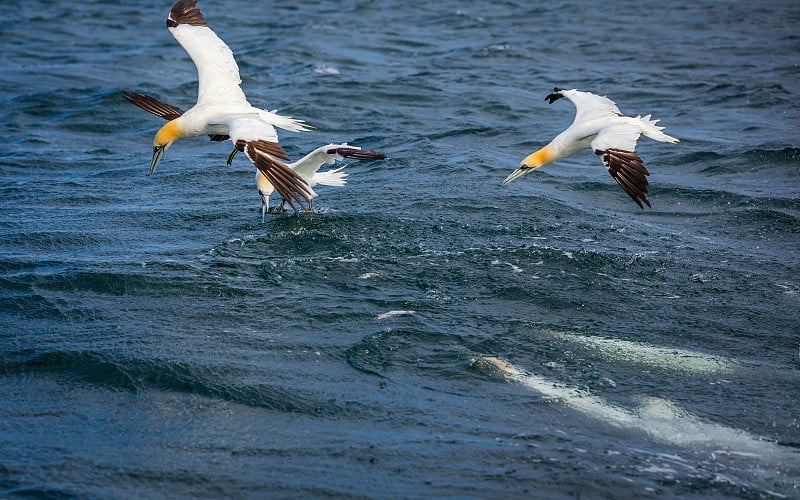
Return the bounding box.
[600,148,653,210]
[168,0,207,28]
[632,196,652,210]
[544,87,564,104]
[325,148,386,161]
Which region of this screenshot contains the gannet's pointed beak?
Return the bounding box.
[502,165,534,185]
[502,146,555,186]
[502,162,539,186]
[150,144,168,175]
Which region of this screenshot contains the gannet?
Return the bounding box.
[125,0,317,213]
[257,144,386,219]
[123,92,386,218]
[502,88,679,209]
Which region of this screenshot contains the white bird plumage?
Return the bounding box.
[126,0,317,213]
[502,88,679,209]
[125,0,385,216]
[125,88,386,218]
[257,144,386,219]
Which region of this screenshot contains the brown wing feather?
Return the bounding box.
[244,141,313,213]
[123,92,184,121]
[328,148,386,161]
[123,92,230,142]
[597,148,652,209]
[167,0,208,28]
[249,140,290,161]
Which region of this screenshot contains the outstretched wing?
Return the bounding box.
[167,0,248,106]
[591,122,642,153]
[122,92,229,141]
[290,144,385,180]
[228,117,315,213]
[334,147,386,161]
[595,148,651,209]
[123,92,184,120]
[591,123,650,209]
[559,88,623,126]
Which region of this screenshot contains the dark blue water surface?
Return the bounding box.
[2,0,799,497]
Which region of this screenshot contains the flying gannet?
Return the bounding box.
[502,88,679,208]
[125,0,319,213]
[124,92,385,218]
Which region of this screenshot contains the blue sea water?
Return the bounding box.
[1,0,799,497]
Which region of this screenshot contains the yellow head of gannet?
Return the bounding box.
[502,87,679,209]
[502,145,558,185]
[151,119,183,175]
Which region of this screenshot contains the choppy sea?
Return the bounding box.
[2,0,799,497]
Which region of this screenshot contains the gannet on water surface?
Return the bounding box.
[257,145,385,219]
[502,88,679,208]
[125,0,320,213]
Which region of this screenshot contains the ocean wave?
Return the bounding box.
[740,146,800,162]
[345,327,471,381]
[0,350,352,416]
[0,287,68,323]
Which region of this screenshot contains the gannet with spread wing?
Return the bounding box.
[257,145,386,219]
[124,91,385,218]
[126,0,317,212]
[502,88,679,208]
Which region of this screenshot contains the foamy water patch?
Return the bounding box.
[470,356,795,470]
[540,329,737,375]
[313,64,340,76]
[376,310,415,320]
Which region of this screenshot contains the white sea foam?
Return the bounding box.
[376,310,415,320]
[470,357,793,465]
[540,329,736,374]
[313,64,340,75]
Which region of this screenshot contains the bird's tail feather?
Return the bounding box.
[637,114,679,143]
[261,110,313,133]
[312,166,348,187]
